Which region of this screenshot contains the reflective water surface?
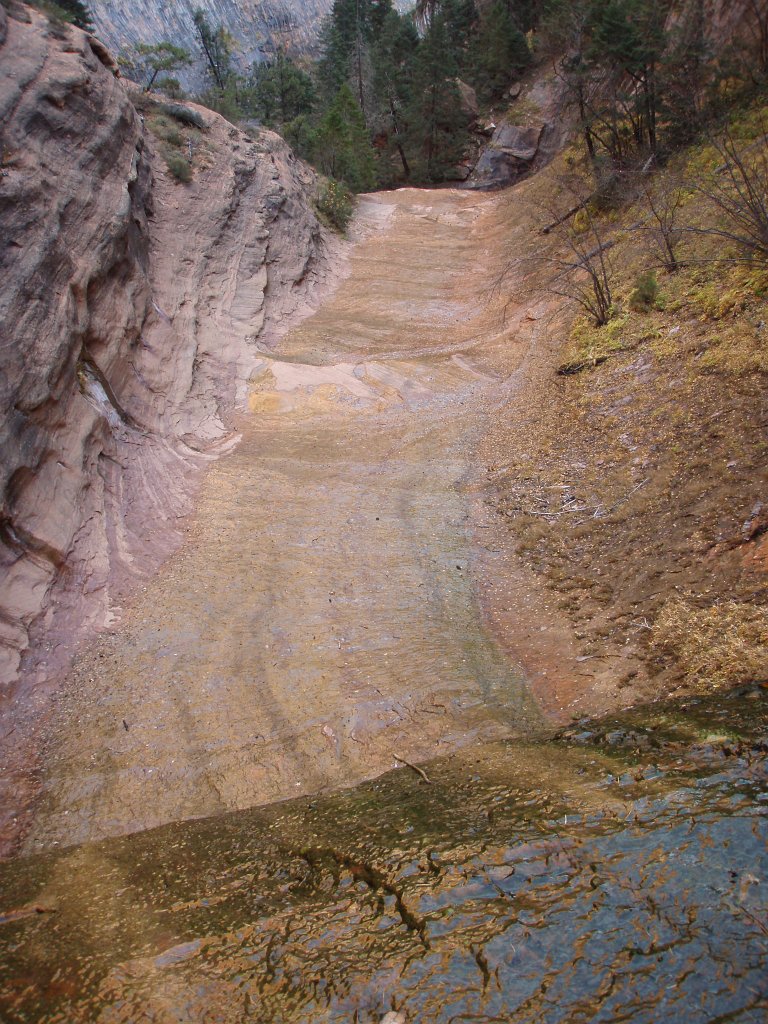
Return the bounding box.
[1,686,766,1022]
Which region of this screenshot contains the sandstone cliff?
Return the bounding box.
[0,3,339,709]
[89,0,334,89]
[87,0,414,90]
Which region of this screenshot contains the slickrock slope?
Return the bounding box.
[0,2,338,843]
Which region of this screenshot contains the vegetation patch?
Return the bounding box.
[560,313,631,372]
[21,0,92,31]
[164,152,193,183]
[652,599,768,690]
[628,271,662,313]
[159,103,206,130]
[315,178,354,232]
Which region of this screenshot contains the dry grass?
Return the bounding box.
[652,598,768,689]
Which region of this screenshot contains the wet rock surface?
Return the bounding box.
[0,686,766,1022]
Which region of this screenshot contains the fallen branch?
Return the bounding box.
[593,478,650,518]
[540,199,590,235]
[393,754,432,784]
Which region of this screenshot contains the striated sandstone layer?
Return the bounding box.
[0,3,339,849]
[87,0,415,90]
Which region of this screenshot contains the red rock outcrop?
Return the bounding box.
[0,4,339,711]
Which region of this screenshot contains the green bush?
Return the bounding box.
[161,103,206,130]
[147,114,184,148]
[164,126,185,148]
[316,179,354,232]
[629,270,661,311]
[156,78,185,100]
[165,152,193,183]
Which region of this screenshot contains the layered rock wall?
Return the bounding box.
[89,0,334,89]
[0,4,338,702]
[86,0,414,89]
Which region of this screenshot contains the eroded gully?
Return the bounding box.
[24,187,546,852]
[3,189,767,1024]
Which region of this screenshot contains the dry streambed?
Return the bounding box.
[24,188,568,852]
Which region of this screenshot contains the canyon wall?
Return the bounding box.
[86,0,415,89]
[89,0,334,88]
[0,2,340,703]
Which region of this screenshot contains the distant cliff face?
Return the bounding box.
[89,0,331,83]
[88,0,414,88]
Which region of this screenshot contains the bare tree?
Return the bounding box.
[689,129,768,264]
[529,184,616,325]
[549,208,616,325]
[640,178,686,272]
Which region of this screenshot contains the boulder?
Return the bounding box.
[456,79,479,125]
[467,122,545,190]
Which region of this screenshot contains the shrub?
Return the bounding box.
[156,78,185,100]
[163,126,184,148]
[628,271,661,311]
[161,103,206,130]
[165,153,192,183]
[316,179,354,232]
[146,114,185,148]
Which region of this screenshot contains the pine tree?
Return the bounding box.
[248,50,314,127]
[318,0,374,115]
[405,12,468,182]
[56,0,94,31]
[586,0,666,157]
[312,83,377,191]
[120,42,191,92]
[370,9,419,178]
[192,9,234,92]
[470,1,530,103]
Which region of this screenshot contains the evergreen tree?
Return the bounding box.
[247,50,314,126]
[193,9,235,92]
[120,42,191,92]
[312,83,377,191]
[586,0,666,157]
[56,0,94,31]
[414,0,478,73]
[318,0,375,114]
[470,2,530,102]
[657,0,710,147]
[547,0,668,166]
[370,0,395,35]
[405,12,468,182]
[370,9,420,178]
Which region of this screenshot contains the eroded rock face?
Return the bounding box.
[89,0,334,90]
[469,123,547,190]
[0,7,337,707]
[86,0,415,90]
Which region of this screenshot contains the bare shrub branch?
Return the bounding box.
[493,178,616,327]
[637,177,686,272]
[535,180,616,325]
[689,129,768,263]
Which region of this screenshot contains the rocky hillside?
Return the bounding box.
[0,2,340,710]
